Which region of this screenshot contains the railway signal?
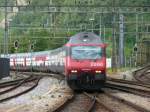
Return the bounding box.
[134,44,138,52]
[30,44,34,50]
[14,40,19,49]
[134,47,138,52]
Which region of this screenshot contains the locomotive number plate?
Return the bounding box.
[90,62,103,67]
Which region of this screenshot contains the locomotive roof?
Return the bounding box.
[68,32,102,44]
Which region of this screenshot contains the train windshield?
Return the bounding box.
[71,46,102,60]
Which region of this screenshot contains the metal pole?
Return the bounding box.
[4,0,8,56]
[119,13,125,67]
[99,14,102,37]
[31,49,33,74]
[112,0,117,72]
[103,25,106,42]
[30,43,33,74]
[136,14,138,42]
[135,14,139,67]
[15,49,18,75]
[112,15,117,72]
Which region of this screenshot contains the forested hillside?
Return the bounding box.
[0,0,150,58]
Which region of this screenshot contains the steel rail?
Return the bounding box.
[0,76,37,95]
[0,76,41,103]
[53,93,98,112]
[84,92,114,112]
[86,97,96,112]
[133,65,150,85]
[0,73,37,88]
[0,78,26,88]
[0,71,64,103]
[0,72,44,88]
[52,94,75,112]
[103,90,150,112]
[107,77,150,88]
[105,83,150,97]
[20,72,65,80]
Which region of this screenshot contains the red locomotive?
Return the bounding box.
[65,32,107,90]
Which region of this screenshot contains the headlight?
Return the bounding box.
[95,70,102,73]
[71,70,77,73]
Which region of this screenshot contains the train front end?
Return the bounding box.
[65,32,107,90]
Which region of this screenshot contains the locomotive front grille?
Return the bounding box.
[79,72,94,84]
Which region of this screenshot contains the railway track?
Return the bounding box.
[53,93,92,112]
[107,77,150,88]
[19,72,65,80]
[0,76,36,95]
[0,72,65,103]
[84,92,114,112]
[133,64,150,85]
[101,90,150,112]
[0,73,42,103]
[0,72,33,88]
[0,78,28,88]
[1,70,150,111]
[53,92,114,112]
[53,91,150,112]
[105,82,150,98]
[85,91,150,112]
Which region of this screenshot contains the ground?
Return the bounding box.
[0,69,150,112]
[0,76,73,112]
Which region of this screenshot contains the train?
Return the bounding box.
[2,32,107,90]
[65,32,107,90]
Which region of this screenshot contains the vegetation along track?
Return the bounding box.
[53,91,150,112]
[133,64,150,85]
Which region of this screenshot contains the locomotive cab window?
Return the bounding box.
[71,46,102,60]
